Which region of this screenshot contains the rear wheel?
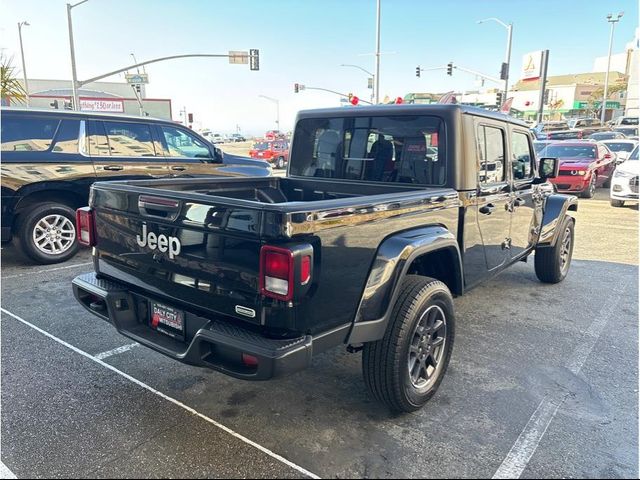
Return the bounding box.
[362,275,455,413]
[534,215,574,284]
[610,199,625,207]
[581,174,596,198]
[15,202,79,264]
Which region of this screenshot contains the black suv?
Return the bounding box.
[1,108,271,264]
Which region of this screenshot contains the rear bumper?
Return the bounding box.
[72,272,320,380]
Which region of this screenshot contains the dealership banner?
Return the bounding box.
[521,51,543,81]
[80,98,125,113]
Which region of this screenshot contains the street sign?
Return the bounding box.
[228,51,249,64]
[521,51,543,81]
[125,73,149,84]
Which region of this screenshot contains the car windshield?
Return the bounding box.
[290,115,446,185]
[537,122,568,132]
[605,142,636,153]
[589,133,615,140]
[542,145,597,158]
[629,147,639,160]
[253,142,270,149]
[615,128,638,136]
[533,142,549,153]
[620,117,639,125]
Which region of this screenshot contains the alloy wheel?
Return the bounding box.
[32,214,76,255]
[408,305,447,389]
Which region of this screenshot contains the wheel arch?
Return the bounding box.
[346,225,463,345]
[538,194,578,247]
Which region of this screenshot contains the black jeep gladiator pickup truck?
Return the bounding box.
[73,105,576,412]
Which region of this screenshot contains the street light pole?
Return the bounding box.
[258,95,280,131]
[17,21,30,107]
[478,17,513,100]
[67,0,89,111]
[374,0,381,104]
[339,64,375,102]
[601,12,624,124]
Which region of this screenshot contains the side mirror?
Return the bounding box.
[537,157,560,181]
[213,146,224,164]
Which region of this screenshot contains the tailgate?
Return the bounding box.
[91,186,267,325]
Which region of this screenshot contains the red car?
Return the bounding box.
[249,140,290,169]
[540,141,616,198]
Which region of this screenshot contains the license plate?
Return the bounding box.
[150,302,185,340]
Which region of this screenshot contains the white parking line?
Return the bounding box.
[0,461,17,479]
[0,307,320,480]
[95,343,140,360]
[2,262,93,280]
[492,292,622,479]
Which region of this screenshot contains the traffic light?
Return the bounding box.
[249,49,260,71]
[395,96,404,104]
[543,89,550,105]
[416,66,421,78]
[348,93,359,106]
[447,62,453,76]
[294,83,299,93]
[500,62,509,80]
[496,91,504,107]
[50,99,59,109]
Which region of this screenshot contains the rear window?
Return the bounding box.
[253,142,270,150]
[605,142,636,153]
[290,115,445,185]
[542,145,596,158]
[620,117,639,125]
[1,116,60,151]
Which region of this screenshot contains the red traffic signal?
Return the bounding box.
[395,97,403,104]
[350,95,359,106]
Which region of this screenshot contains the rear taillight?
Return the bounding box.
[259,245,313,301]
[260,246,294,301]
[76,207,95,246]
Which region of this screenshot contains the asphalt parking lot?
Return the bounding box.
[1,189,638,479]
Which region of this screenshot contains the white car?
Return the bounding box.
[600,139,638,163]
[610,145,639,207]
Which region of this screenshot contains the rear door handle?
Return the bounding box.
[479,204,495,215]
[103,165,124,171]
[171,166,187,171]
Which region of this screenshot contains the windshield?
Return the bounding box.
[620,117,639,125]
[605,142,636,153]
[290,115,446,185]
[537,122,568,132]
[533,142,549,153]
[542,145,597,158]
[629,146,639,160]
[615,127,638,136]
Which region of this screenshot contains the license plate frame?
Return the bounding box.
[150,301,185,341]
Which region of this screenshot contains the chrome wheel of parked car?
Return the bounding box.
[408,305,447,390]
[559,225,573,276]
[32,214,76,255]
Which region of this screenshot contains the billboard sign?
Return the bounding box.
[80,98,125,113]
[521,51,543,81]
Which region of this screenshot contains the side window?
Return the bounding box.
[1,116,59,152]
[104,121,156,157]
[87,121,110,156]
[477,125,506,184]
[160,126,212,159]
[51,119,80,154]
[511,131,534,180]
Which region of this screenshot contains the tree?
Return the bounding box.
[586,83,627,115]
[1,54,27,105]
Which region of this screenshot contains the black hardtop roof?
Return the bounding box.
[1,106,176,125]
[296,103,529,128]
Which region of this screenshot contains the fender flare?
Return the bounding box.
[537,194,578,247]
[346,225,463,345]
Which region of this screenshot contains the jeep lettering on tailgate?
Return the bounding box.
[136,223,181,259]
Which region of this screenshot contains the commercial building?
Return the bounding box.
[6,78,172,119]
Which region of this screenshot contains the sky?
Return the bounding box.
[1,0,638,135]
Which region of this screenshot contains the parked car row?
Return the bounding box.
[534,136,638,206]
[532,117,638,142]
[0,108,271,264]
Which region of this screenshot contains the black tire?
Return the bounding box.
[15,202,79,265]
[276,157,285,169]
[602,176,611,188]
[610,199,625,207]
[580,174,596,198]
[362,275,455,413]
[534,215,574,284]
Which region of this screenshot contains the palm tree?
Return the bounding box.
[1,53,27,105]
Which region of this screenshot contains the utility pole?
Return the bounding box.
[536,50,550,123]
[601,12,624,124]
[258,95,280,131]
[374,0,381,104]
[17,21,30,107]
[67,0,89,111]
